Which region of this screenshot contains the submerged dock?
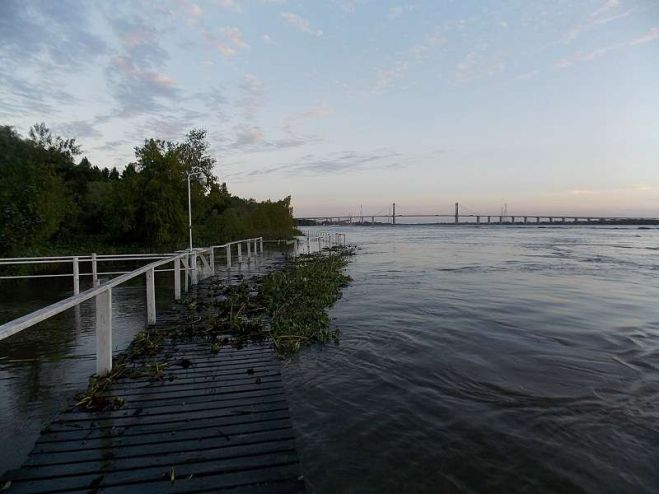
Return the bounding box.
[2,283,306,493]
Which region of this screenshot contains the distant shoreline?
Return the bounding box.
[297,221,659,227]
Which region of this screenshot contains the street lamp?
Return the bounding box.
[187,171,203,253]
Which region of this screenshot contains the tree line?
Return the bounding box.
[0,124,296,256]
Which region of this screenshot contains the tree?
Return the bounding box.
[176,129,218,190]
[0,123,296,254]
[130,138,188,247]
[0,126,67,255]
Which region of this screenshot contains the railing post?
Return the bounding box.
[247,240,252,260]
[226,244,232,268]
[72,256,80,295]
[191,251,198,285]
[184,256,189,293]
[238,243,243,263]
[91,253,98,287]
[210,247,215,275]
[95,288,112,376]
[146,267,156,325]
[174,257,181,300]
[260,237,264,254]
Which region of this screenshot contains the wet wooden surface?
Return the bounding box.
[3,317,305,493]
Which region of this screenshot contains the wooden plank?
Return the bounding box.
[8,455,301,493]
[34,420,293,452]
[55,394,289,424]
[40,410,293,442]
[102,371,282,393]
[26,433,297,471]
[3,273,304,494]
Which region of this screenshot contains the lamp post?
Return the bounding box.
[187,171,203,253]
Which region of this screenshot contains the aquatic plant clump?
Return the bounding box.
[74,328,167,411]
[261,246,355,355]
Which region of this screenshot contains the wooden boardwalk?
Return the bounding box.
[3,321,305,492]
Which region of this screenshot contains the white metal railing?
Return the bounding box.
[0,237,263,376]
[292,231,346,257]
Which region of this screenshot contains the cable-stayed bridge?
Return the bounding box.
[295,203,659,226]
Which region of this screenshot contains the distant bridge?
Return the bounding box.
[296,203,659,226]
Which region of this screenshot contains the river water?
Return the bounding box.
[283,225,659,494]
[1,227,658,493]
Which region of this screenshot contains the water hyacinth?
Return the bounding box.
[261,246,355,355]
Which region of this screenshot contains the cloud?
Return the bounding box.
[0,72,77,117]
[411,31,448,61]
[373,61,409,93]
[193,87,227,109]
[216,0,238,9]
[246,149,402,176]
[331,0,371,13]
[227,123,319,152]
[387,5,415,20]
[281,103,332,142]
[106,55,178,115]
[455,51,504,82]
[261,34,273,44]
[231,125,266,148]
[371,29,448,93]
[565,0,634,42]
[227,101,331,152]
[556,26,659,68]
[629,26,659,45]
[221,27,249,49]
[131,108,208,145]
[517,69,540,80]
[95,139,133,152]
[236,73,266,120]
[199,25,250,56]
[54,120,102,140]
[568,184,659,195]
[186,2,203,17]
[281,12,323,36]
[0,0,107,117]
[102,13,181,116]
[0,0,107,68]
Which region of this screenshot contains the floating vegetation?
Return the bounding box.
[74,328,167,411]
[73,244,354,412]
[261,246,355,355]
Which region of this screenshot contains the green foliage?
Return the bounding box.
[261,247,354,355]
[0,126,69,254]
[0,124,297,255]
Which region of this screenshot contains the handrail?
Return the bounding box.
[291,231,346,257]
[0,254,185,341]
[0,237,264,376]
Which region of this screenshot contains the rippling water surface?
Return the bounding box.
[283,225,659,494]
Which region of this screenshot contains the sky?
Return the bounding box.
[1,0,658,218]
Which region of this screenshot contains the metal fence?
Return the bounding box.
[0,237,263,375]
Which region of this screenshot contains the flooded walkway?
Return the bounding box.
[2,277,305,493]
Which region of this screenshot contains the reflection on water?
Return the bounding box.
[283,225,659,494]
[0,255,277,475]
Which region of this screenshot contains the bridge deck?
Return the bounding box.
[2,288,305,493]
